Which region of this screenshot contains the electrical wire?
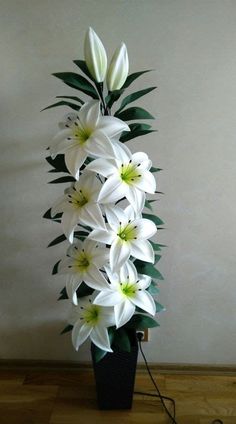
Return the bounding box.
[136,333,179,424]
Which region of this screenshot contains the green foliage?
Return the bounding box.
[48,176,76,184]
[46,155,69,174]
[43,208,62,223]
[60,324,73,334]
[150,240,166,251]
[48,234,66,247]
[147,281,160,295]
[76,282,94,298]
[134,259,164,280]
[115,106,155,121]
[52,72,99,99]
[58,287,69,300]
[41,101,80,112]
[73,60,94,81]
[122,70,153,89]
[150,166,162,173]
[142,213,164,227]
[125,314,159,330]
[155,301,165,313]
[56,95,84,104]
[52,260,61,275]
[116,87,157,113]
[144,199,158,211]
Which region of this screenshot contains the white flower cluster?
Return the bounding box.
[48,29,159,354]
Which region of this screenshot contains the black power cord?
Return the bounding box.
[136,332,179,424]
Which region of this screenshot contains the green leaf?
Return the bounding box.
[112,328,131,352]
[76,282,94,298]
[155,301,165,313]
[52,260,61,275]
[73,60,94,81]
[154,254,162,264]
[150,241,166,251]
[56,95,84,104]
[129,123,152,131]
[150,166,162,173]
[142,213,164,227]
[147,282,160,295]
[105,89,125,109]
[144,200,157,211]
[125,314,159,330]
[58,286,69,300]
[120,129,156,143]
[49,176,76,184]
[60,324,73,334]
[115,106,155,121]
[74,230,89,241]
[41,101,80,112]
[122,70,153,89]
[46,155,69,174]
[134,260,164,280]
[43,208,62,222]
[52,72,99,99]
[48,234,66,247]
[116,87,157,113]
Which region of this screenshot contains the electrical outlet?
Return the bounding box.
[137,329,149,342]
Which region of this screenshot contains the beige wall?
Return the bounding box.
[1,0,236,363]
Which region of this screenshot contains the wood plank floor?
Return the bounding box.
[0,366,236,424]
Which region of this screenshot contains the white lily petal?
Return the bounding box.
[132,291,156,316]
[84,265,109,290]
[107,43,129,91]
[134,170,156,193]
[65,146,87,180]
[130,239,154,263]
[50,135,77,159]
[132,152,151,168]
[104,265,119,285]
[88,228,114,244]
[86,158,117,177]
[98,175,126,204]
[67,241,83,258]
[62,211,79,243]
[66,280,82,305]
[85,129,116,159]
[78,100,100,129]
[110,238,131,272]
[84,28,107,83]
[126,187,145,213]
[72,322,92,350]
[120,260,138,282]
[112,141,132,162]
[51,196,68,217]
[76,171,102,197]
[98,116,130,139]
[94,290,122,306]
[104,205,126,230]
[114,301,135,328]
[91,326,112,352]
[135,218,157,239]
[137,274,152,290]
[80,204,105,229]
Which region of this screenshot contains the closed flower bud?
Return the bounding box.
[107,43,129,91]
[84,27,107,83]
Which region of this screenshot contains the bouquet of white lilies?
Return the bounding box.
[44,28,165,361]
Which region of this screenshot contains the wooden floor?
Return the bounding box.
[0,365,236,424]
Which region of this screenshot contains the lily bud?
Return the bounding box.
[107,43,129,91]
[84,27,107,83]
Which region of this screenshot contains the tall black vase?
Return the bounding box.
[91,330,138,410]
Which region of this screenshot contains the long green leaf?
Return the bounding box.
[49,176,76,184]
[48,234,66,247]
[56,95,84,104]
[150,241,166,251]
[73,60,94,81]
[60,324,73,334]
[155,301,166,313]
[43,208,62,222]
[120,129,156,143]
[134,260,164,280]
[122,70,153,89]
[150,166,162,173]
[41,101,80,112]
[76,282,94,298]
[58,287,69,300]
[46,155,69,174]
[52,72,99,99]
[142,213,164,227]
[52,260,61,275]
[147,282,160,295]
[115,106,155,121]
[125,314,159,330]
[116,86,157,113]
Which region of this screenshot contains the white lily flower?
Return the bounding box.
[107,43,129,91]
[84,27,107,83]
[86,144,156,212]
[88,205,157,272]
[50,100,129,180]
[69,294,115,352]
[94,261,155,328]
[59,239,110,304]
[51,171,105,243]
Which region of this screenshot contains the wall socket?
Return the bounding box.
[137,329,149,342]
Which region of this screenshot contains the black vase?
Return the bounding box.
[91,330,138,410]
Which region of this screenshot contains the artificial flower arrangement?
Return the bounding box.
[44,28,165,362]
